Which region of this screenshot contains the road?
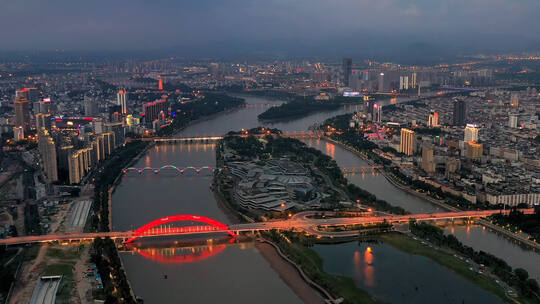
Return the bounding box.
[29,276,62,304]
[0,209,533,245]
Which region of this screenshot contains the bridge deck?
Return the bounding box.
[0,209,533,245]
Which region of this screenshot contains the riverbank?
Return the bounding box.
[256,241,327,304]
[381,232,512,303]
[321,136,540,250]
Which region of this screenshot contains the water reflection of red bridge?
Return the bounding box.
[130,244,227,264]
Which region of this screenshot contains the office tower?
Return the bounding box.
[104,122,124,147]
[16,88,39,103]
[84,96,99,116]
[399,76,405,90]
[403,76,409,90]
[142,99,169,126]
[363,70,369,81]
[373,104,382,123]
[39,98,52,114]
[378,73,385,92]
[464,124,479,142]
[411,73,417,88]
[465,142,483,159]
[421,143,436,173]
[14,96,30,131]
[427,111,440,127]
[510,93,519,107]
[508,114,518,128]
[68,151,83,184]
[35,113,52,131]
[400,128,415,155]
[342,58,352,87]
[452,98,467,126]
[13,126,24,141]
[364,100,375,118]
[159,76,164,90]
[117,90,128,114]
[38,128,58,183]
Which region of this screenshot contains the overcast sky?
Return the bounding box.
[1,0,539,54]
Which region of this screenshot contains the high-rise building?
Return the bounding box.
[342,58,352,87]
[508,114,518,128]
[84,96,99,116]
[510,93,519,107]
[117,90,128,114]
[452,98,467,126]
[400,128,415,155]
[373,104,382,123]
[104,123,123,147]
[421,143,436,173]
[427,111,440,127]
[16,88,39,103]
[13,126,24,141]
[39,98,52,114]
[158,76,164,90]
[38,128,58,183]
[14,96,30,131]
[142,99,169,126]
[464,124,479,142]
[465,142,483,159]
[378,73,385,92]
[411,73,417,89]
[35,113,52,131]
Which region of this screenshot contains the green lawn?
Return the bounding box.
[46,247,80,260]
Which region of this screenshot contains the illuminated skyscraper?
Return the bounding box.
[465,142,483,159]
[342,58,352,87]
[117,90,128,114]
[400,128,415,155]
[14,96,30,131]
[378,73,385,92]
[427,111,440,127]
[142,99,169,126]
[35,113,52,131]
[373,104,382,123]
[421,143,436,173]
[411,73,417,89]
[159,76,164,90]
[510,93,519,107]
[38,128,58,183]
[464,124,479,142]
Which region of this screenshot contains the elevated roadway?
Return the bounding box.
[0,209,534,246]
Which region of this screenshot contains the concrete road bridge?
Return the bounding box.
[0,209,535,246]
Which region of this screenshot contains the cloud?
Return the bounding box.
[0,0,538,52]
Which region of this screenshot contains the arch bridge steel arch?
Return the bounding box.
[125,215,233,243]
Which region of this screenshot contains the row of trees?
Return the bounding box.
[89,140,148,303]
[490,208,540,242]
[411,221,540,299]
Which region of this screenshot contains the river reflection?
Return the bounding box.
[444,224,540,281]
[315,242,504,304]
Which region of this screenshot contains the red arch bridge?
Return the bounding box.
[123,165,215,174]
[0,209,536,246]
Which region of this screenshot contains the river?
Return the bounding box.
[112,94,539,303]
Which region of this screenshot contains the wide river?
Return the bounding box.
[112,95,539,303]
